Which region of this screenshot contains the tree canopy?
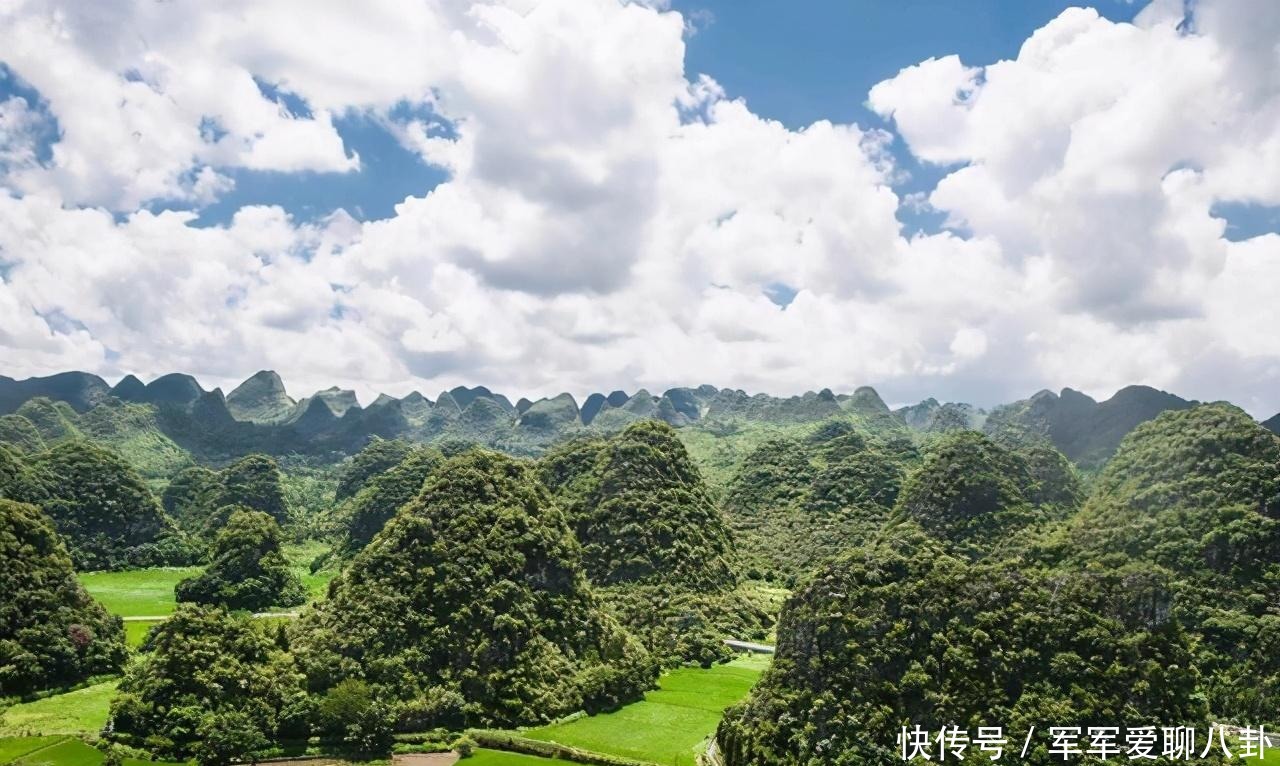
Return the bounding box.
[540,420,736,591]
[111,605,310,763]
[176,509,306,611]
[291,449,655,727]
[334,438,414,502]
[338,446,444,555]
[20,441,194,569]
[717,527,1207,766]
[0,498,127,695]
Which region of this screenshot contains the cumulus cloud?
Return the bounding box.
[0,0,1279,415]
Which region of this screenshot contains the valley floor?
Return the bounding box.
[0,654,768,766]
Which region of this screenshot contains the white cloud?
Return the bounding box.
[0,0,1279,415]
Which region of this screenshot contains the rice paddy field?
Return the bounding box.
[466,751,572,765]
[0,736,186,766]
[76,540,336,649]
[0,682,117,738]
[522,654,770,766]
[76,568,198,619]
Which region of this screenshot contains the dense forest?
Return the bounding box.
[1,370,1279,765]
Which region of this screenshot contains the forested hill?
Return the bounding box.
[0,370,1269,474]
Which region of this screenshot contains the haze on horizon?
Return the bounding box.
[0,0,1278,414]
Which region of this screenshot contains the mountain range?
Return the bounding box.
[1,370,1272,471]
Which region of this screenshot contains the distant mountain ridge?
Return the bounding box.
[982,385,1197,470]
[0,370,1255,471]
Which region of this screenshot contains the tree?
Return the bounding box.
[717,526,1208,766]
[540,422,769,664]
[192,710,270,766]
[0,498,127,695]
[894,430,1040,557]
[213,454,291,526]
[176,509,306,611]
[291,449,655,727]
[317,679,394,756]
[335,438,414,501]
[0,414,45,453]
[161,465,219,531]
[545,420,737,591]
[339,446,444,554]
[26,441,194,569]
[110,605,307,758]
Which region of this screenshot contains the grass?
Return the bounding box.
[9,738,101,766]
[77,568,201,618]
[78,540,334,624]
[523,655,768,766]
[466,750,566,765]
[1,736,187,766]
[0,681,117,737]
[284,540,337,601]
[0,736,65,763]
[123,621,161,648]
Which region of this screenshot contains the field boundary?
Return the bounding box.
[10,735,73,763]
[466,729,658,766]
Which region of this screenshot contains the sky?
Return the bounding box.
[0,0,1279,415]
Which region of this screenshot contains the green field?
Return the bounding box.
[78,541,336,632]
[0,681,117,737]
[77,568,200,618]
[123,620,161,648]
[0,736,65,764]
[467,751,567,765]
[284,540,338,600]
[0,736,187,766]
[524,655,769,765]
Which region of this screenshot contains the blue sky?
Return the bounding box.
[672,0,1146,233]
[8,0,1271,243]
[0,1,1144,231]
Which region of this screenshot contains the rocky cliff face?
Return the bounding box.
[226,370,296,424]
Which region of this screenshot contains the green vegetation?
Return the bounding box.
[0,736,66,763]
[175,510,306,611]
[78,568,200,618]
[334,438,414,501]
[111,606,308,763]
[10,442,196,570]
[10,366,1280,766]
[284,540,337,599]
[0,736,187,766]
[0,415,45,453]
[542,421,735,590]
[335,445,443,555]
[1054,404,1280,722]
[719,422,917,582]
[539,422,765,666]
[717,404,1280,764]
[526,657,765,765]
[0,499,126,695]
[162,454,292,541]
[209,455,291,526]
[984,385,1192,471]
[9,738,104,766]
[123,622,159,649]
[718,526,1206,766]
[292,449,656,728]
[0,680,117,736]
[467,750,566,765]
[893,430,1041,556]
